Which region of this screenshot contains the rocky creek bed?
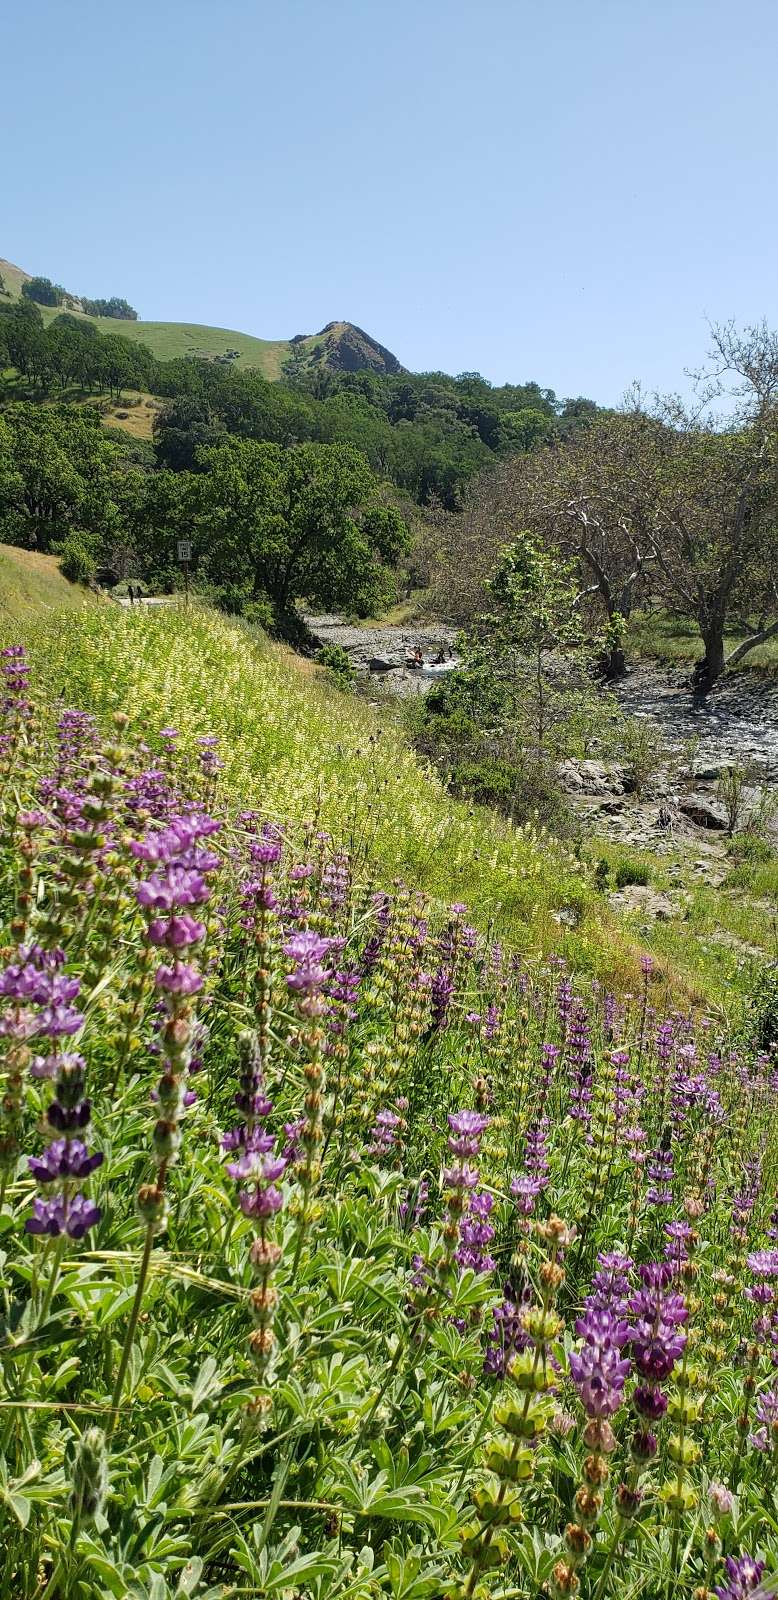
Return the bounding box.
[307,616,778,916]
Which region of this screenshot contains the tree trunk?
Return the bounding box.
[602,643,627,681]
[693,619,726,695]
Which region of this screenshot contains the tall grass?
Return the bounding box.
[20,603,643,981]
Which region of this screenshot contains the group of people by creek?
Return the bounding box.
[405,644,454,669]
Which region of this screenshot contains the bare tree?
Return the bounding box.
[646,323,778,691]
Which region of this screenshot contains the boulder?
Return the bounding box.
[368,656,400,673]
[679,795,728,830]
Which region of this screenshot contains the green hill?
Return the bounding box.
[0,257,404,378]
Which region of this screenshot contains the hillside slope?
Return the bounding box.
[0,257,404,378]
[0,543,99,624]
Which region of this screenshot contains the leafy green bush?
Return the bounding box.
[317,641,357,689]
[58,535,96,586]
[619,717,664,796]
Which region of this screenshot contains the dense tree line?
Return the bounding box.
[0,402,410,628]
[20,276,137,318]
[0,299,599,508]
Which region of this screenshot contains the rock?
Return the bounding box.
[559,759,624,795]
[609,886,681,920]
[679,795,728,830]
[552,907,579,928]
[368,656,400,673]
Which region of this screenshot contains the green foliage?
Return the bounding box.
[741,960,778,1049]
[58,533,97,585]
[418,534,604,826]
[80,295,138,319]
[613,856,652,888]
[189,437,409,617]
[317,642,357,689]
[0,403,124,553]
[0,627,776,1599]
[618,716,665,796]
[20,604,615,971]
[2,300,599,510]
[21,274,65,307]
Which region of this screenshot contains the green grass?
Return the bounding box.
[34,305,295,376]
[583,830,778,1011]
[0,543,99,625]
[17,599,655,986]
[1,258,373,378]
[629,608,778,673]
[1,554,772,1015]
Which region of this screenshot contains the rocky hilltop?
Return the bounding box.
[299,320,405,375]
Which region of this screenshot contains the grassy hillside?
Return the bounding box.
[41,309,297,376]
[0,257,31,301]
[20,600,640,978]
[1,259,401,377]
[10,596,770,1016]
[0,543,99,624]
[629,608,778,673]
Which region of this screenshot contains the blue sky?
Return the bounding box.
[3,0,777,403]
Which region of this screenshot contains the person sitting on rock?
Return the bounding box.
[413,646,424,668]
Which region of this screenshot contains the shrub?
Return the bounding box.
[717,762,749,835]
[317,641,357,689]
[619,716,665,795]
[742,960,778,1049]
[59,535,97,586]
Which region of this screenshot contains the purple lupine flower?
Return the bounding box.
[456,1191,496,1275]
[557,976,573,1035]
[155,962,203,996]
[430,968,454,1031]
[147,913,206,948]
[709,1482,735,1518]
[568,1004,593,1127]
[447,1109,490,1156]
[28,1139,103,1182]
[511,1173,543,1216]
[750,1387,778,1452]
[646,1144,674,1207]
[714,1553,766,1599]
[321,852,349,909]
[748,1250,778,1278]
[367,1108,402,1161]
[484,1283,532,1377]
[136,866,210,911]
[664,1219,694,1277]
[627,1263,687,1382]
[442,1163,480,1189]
[283,930,335,997]
[26,1193,101,1239]
[282,1117,305,1164]
[569,1306,631,1417]
[399,1177,429,1227]
[484,1003,501,1041]
[586,1253,634,1317]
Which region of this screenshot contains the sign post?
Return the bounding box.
[177,539,192,606]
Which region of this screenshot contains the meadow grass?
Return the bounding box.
[6,593,774,1014]
[20,600,649,985]
[31,303,299,375]
[0,543,99,625]
[629,609,778,673]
